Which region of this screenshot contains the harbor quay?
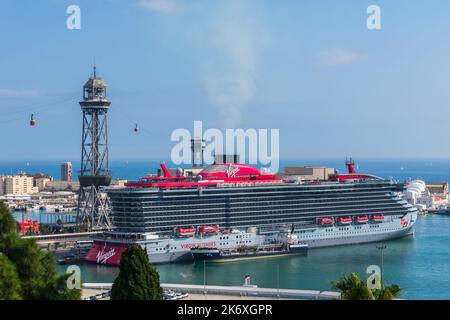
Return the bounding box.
[81,283,341,300]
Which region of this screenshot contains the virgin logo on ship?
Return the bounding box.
[181,242,216,249]
[401,217,408,228]
[226,166,239,178]
[96,246,117,264]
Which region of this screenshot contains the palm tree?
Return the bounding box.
[332,272,402,300]
[373,284,402,300]
[332,272,374,300]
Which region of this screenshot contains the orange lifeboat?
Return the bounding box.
[175,227,196,237]
[199,225,219,234]
[371,215,384,223]
[356,216,368,224]
[318,218,334,226]
[338,217,352,225]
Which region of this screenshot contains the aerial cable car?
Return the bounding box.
[30,114,36,126]
[134,124,139,132]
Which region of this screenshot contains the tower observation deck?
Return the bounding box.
[77,66,112,231]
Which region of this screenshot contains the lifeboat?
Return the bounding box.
[338,217,352,225]
[318,218,334,226]
[175,227,196,237]
[199,225,219,234]
[219,228,232,234]
[356,216,369,224]
[371,215,384,223]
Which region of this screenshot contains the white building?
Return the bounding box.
[405,180,448,211]
[0,173,37,195]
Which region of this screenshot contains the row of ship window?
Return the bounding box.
[113,217,399,230]
[112,205,406,218]
[110,192,395,205]
[112,200,399,212]
[296,225,391,238]
[112,210,405,224]
[115,220,400,232]
[111,195,394,208]
[150,239,254,251]
[114,216,399,227]
[323,224,383,232]
[111,187,395,199]
[334,224,385,231]
[113,212,405,223]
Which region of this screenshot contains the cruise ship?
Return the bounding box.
[85,160,417,265]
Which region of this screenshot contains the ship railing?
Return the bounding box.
[258,223,316,234]
[95,231,163,242]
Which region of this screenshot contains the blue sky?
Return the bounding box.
[1,0,450,161]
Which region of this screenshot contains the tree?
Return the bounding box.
[0,202,17,253]
[373,284,402,300]
[111,245,163,300]
[0,254,21,300]
[332,272,402,300]
[0,201,80,300]
[332,272,374,300]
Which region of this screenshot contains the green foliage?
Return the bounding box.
[0,202,18,253]
[111,245,163,300]
[332,272,402,300]
[373,284,402,300]
[0,254,21,300]
[0,202,81,300]
[332,272,374,300]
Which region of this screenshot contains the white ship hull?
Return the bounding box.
[139,211,417,264]
[87,211,417,265]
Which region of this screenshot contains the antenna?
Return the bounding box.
[93,57,97,78]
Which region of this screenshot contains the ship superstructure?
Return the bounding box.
[85,160,417,265]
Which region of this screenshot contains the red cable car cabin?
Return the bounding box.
[30,114,36,126]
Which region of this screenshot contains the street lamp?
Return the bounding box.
[277,264,280,299]
[376,244,387,289]
[203,260,207,300]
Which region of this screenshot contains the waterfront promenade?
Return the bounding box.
[82,283,341,300]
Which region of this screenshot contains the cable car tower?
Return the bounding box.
[77,65,112,231]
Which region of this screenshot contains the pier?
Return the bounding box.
[23,232,100,263]
[82,283,341,300]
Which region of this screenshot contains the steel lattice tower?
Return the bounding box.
[77,66,112,231]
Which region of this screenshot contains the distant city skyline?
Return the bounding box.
[2,0,450,160]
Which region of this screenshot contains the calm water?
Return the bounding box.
[13,211,76,224]
[6,158,450,299]
[57,215,450,300]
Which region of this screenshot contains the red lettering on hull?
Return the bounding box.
[180,242,216,249]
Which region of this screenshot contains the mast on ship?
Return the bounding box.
[345,157,357,174]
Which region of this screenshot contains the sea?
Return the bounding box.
[4,158,450,299]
